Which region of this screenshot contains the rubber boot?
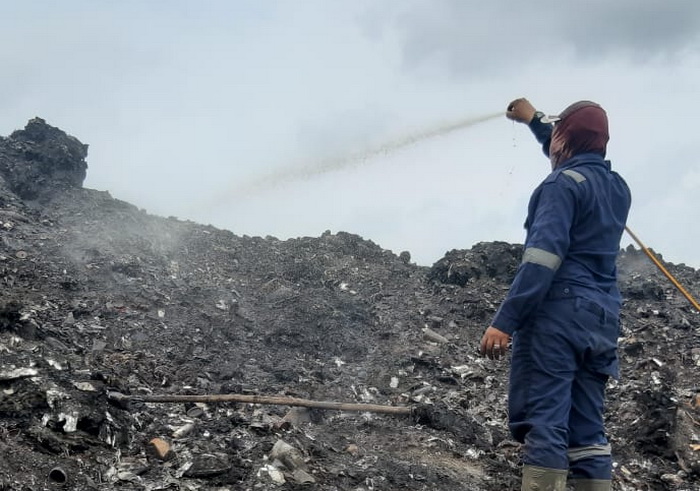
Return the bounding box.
[568,479,612,491]
[521,465,567,491]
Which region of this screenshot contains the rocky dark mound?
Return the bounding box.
[1,119,698,490]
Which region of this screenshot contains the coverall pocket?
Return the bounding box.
[573,297,619,378]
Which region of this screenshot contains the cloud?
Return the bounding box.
[371,0,700,76]
[2,1,699,268]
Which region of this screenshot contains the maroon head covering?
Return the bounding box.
[549,101,609,168]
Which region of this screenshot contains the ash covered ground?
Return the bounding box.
[1,119,699,490]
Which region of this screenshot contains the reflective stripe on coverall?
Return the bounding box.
[491,138,631,479]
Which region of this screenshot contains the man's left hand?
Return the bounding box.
[480,326,511,360]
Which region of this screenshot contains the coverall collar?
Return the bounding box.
[557,153,610,172]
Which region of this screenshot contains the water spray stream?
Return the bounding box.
[197,111,502,211]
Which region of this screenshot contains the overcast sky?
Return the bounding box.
[2,1,700,268]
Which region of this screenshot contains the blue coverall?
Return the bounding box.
[491,118,631,479]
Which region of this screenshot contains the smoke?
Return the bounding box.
[199,111,502,211]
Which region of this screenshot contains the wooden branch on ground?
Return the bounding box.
[108,391,412,416]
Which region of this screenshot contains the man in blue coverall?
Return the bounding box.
[480,98,631,491]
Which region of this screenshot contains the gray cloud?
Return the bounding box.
[375,0,700,76]
[2,1,698,268]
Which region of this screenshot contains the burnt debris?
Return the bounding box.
[0,119,698,490]
[0,117,88,200]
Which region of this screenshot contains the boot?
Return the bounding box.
[521,465,568,491]
[568,479,612,491]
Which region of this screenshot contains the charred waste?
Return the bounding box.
[0,119,699,490]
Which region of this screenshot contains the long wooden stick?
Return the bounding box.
[108,391,412,416]
[625,226,700,312]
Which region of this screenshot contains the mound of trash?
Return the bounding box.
[0,119,698,490]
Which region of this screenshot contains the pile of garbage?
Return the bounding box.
[0,119,698,490]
